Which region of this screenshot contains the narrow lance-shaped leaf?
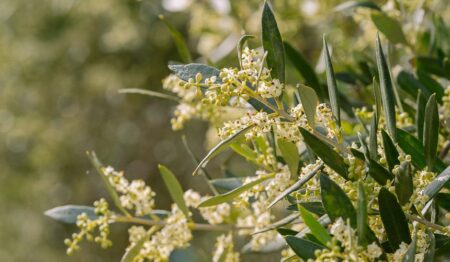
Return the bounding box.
[285,236,324,260]
[323,37,341,126]
[193,125,253,176]
[402,233,417,262]
[159,15,191,63]
[237,34,255,69]
[268,163,323,208]
[298,204,332,246]
[334,1,382,12]
[375,33,397,140]
[87,151,130,216]
[158,165,190,218]
[320,173,356,227]
[169,63,220,84]
[369,113,378,160]
[199,174,273,208]
[262,1,285,83]
[416,90,426,142]
[378,188,411,250]
[118,88,179,102]
[422,165,450,200]
[373,78,382,122]
[298,84,319,127]
[278,139,299,177]
[368,158,394,185]
[284,42,324,100]
[357,182,368,247]
[121,227,157,262]
[300,128,349,180]
[423,94,439,171]
[45,205,97,224]
[381,129,399,171]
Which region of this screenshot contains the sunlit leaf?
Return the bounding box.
[198,174,273,207]
[193,125,254,176]
[45,205,97,224]
[298,84,319,127]
[118,88,179,102]
[357,182,368,247]
[422,166,450,200]
[298,204,331,246]
[371,14,408,45]
[323,37,341,126]
[334,1,382,12]
[375,33,397,140]
[278,139,299,177]
[394,162,413,205]
[158,165,190,218]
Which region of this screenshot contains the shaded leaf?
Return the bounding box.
[375,33,397,140]
[402,233,417,262]
[417,70,444,102]
[300,128,348,179]
[45,205,97,224]
[381,129,399,171]
[298,84,319,127]
[369,114,378,160]
[284,42,324,99]
[193,125,253,176]
[415,57,450,79]
[323,37,341,126]
[397,71,430,99]
[285,236,324,260]
[287,202,325,216]
[357,182,368,247]
[262,2,285,83]
[423,94,439,171]
[159,15,191,63]
[169,63,220,84]
[277,228,298,236]
[378,188,411,250]
[368,158,394,185]
[210,177,244,192]
[158,165,190,218]
[394,162,413,205]
[320,173,356,227]
[371,14,408,45]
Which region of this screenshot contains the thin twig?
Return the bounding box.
[406,214,448,233]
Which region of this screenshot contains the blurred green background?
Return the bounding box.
[1,0,448,261]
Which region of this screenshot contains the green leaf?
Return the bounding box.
[237,34,255,68]
[369,114,378,160]
[371,13,408,45]
[334,1,382,12]
[299,128,349,180]
[381,129,399,171]
[159,15,191,63]
[323,37,341,126]
[396,71,429,100]
[394,162,413,205]
[87,151,130,216]
[269,163,323,208]
[168,63,220,84]
[278,139,299,177]
[368,158,394,185]
[423,94,439,171]
[121,229,153,262]
[357,182,368,247]
[277,228,299,236]
[375,33,397,140]
[287,201,325,216]
[422,166,450,200]
[198,174,273,207]
[378,188,411,250]
[193,125,253,176]
[402,233,417,262]
[417,70,444,102]
[396,128,446,172]
[284,42,324,99]
[118,88,179,102]
[373,78,382,121]
[285,236,324,260]
[415,56,450,79]
[158,165,190,218]
[298,84,319,127]
[262,1,285,83]
[298,204,332,246]
[320,173,356,227]
[210,177,244,192]
[230,143,257,162]
[45,205,97,224]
